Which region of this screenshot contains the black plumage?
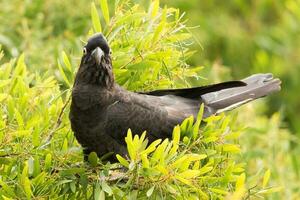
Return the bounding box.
[69,33,281,161]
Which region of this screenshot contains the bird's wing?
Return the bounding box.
[139,81,246,99]
[105,86,203,144]
[106,81,246,142]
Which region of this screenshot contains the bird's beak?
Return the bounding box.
[91,47,104,65]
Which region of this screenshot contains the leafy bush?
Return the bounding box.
[0,50,278,199]
[0,0,287,199]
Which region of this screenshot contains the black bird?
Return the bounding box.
[69,33,281,161]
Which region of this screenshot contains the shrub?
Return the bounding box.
[0,1,282,199]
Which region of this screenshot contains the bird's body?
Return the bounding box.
[70,33,281,161]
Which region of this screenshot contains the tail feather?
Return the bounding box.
[201,73,281,114]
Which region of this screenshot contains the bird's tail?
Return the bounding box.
[201,73,281,116]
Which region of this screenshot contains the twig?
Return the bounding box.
[44,93,72,144]
[0,153,21,157]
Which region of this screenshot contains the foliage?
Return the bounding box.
[0,0,295,199]
[0,49,279,198]
[164,1,300,199]
[164,0,300,134]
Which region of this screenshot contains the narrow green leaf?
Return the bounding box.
[57,61,70,87]
[198,166,213,175]
[44,153,52,171]
[141,153,150,168]
[21,162,32,199]
[116,154,129,168]
[236,173,246,191]
[33,155,41,177]
[99,0,110,24]
[62,51,72,72]
[257,186,283,194]
[91,2,102,32]
[150,0,160,19]
[70,182,76,193]
[141,139,161,155]
[62,138,68,151]
[178,170,201,179]
[152,22,164,43]
[222,144,241,153]
[172,125,180,144]
[88,152,98,167]
[146,186,155,197]
[14,108,24,129]
[102,181,112,196]
[263,169,271,188]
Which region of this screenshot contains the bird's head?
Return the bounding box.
[75,33,114,88]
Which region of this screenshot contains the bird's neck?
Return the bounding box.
[74,59,115,89]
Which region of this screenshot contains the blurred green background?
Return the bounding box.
[0,0,299,199]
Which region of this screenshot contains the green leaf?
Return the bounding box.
[14,108,24,129]
[222,144,241,153]
[236,173,246,191]
[44,153,52,171]
[62,51,72,72]
[116,154,129,168]
[94,183,105,200]
[21,162,32,199]
[152,22,165,43]
[150,0,160,19]
[198,166,213,175]
[91,2,102,32]
[257,186,283,194]
[0,179,16,198]
[192,120,200,140]
[99,0,110,24]
[88,152,98,167]
[174,175,192,186]
[0,80,10,88]
[263,169,271,188]
[57,60,71,87]
[209,188,228,195]
[70,182,76,193]
[178,170,201,179]
[146,186,155,197]
[33,155,41,177]
[172,125,180,144]
[102,181,112,196]
[141,153,150,168]
[180,115,194,135]
[62,138,68,151]
[197,103,205,121]
[0,93,8,102]
[141,139,161,155]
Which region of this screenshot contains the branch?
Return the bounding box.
[44,93,72,144]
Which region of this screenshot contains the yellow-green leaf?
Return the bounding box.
[198,166,213,175]
[116,154,129,168]
[146,186,155,197]
[99,0,110,24]
[62,51,72,72]
[141,139,161,155]
[172,125,180,145]
[257,186,283,194]
[141,153,150,168]
[263,169,271,188]
[91,2,102,32]
[150,0,160,19]
[236,173,246,191]
[88,152,98,167]
[57,61,70,87]
[222,144,241,153]
[14,108,24,129]
[178,170,201,179]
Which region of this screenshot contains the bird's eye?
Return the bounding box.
[83,47,87,55]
